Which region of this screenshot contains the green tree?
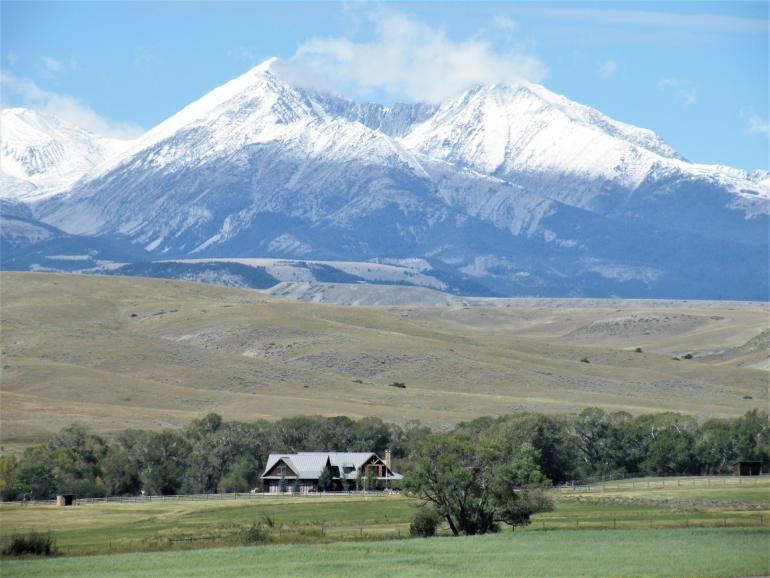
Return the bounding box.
[218,456,262,493]
[292,477,301,495]
[318,465,333,492]
[101,447,141,496]
[13,454,57,500]
[405,432,553,536]
[141,431,191,495]
[639,413,699,475]
[0,456,18,501]
[481,413,575,484]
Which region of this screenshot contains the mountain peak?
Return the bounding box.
[401,78,686,195]
[1,107,130,202]
[251,56,280,74]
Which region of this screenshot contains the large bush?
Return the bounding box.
[240,521,269,544]
[1,531,58,557]
[410,506,441,537]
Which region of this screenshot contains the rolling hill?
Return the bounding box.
[1,273,766,447]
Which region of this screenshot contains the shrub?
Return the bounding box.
[389,382,407,389]
[410,506,441,537]
[2,531,58,557]
[240,521,269,544]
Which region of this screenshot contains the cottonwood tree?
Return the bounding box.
[404,433,553,536]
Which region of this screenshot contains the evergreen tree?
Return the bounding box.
[318,465,333,492]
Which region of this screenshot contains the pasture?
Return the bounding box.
[1,476,767,557]
[3,528,768,577]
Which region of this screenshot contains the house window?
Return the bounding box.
[276,465,286,476]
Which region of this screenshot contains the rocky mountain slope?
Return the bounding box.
[1,108,131,202]
[4,58,768,299]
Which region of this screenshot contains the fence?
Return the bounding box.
[554,474,768,493]
[1,474,766,507]
[0,489,397,507]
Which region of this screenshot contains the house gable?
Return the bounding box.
[264,458,298,478]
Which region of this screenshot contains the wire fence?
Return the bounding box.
[0,489,398,507]
[1,475,766,507]
[554,474,768,493]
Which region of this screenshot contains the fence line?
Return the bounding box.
[1,475,766,507]
[554,474,768,493]
[0,489,397,507]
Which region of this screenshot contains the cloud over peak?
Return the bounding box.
[277,11,547,104]
[1,71,144,140]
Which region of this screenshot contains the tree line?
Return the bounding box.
[0,409,766,502]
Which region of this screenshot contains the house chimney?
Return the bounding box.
[384,449,392,470]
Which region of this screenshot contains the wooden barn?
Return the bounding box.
[260,451,402,493]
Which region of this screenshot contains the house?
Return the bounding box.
[260,450,402,493]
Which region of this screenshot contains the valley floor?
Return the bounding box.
[2,476,768,576]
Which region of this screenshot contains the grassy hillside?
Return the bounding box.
[1,272,767,446]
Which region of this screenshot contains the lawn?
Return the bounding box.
[3,528,768,577]
[0,496,417,555]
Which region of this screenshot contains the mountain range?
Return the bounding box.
[2,58,768,300]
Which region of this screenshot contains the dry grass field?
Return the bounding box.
[1,272,767,447]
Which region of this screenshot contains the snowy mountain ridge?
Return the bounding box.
[0,108,132,202]
[401,82,768,210]
[3,58,768,299]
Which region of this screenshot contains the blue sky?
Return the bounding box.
[2,1,768,171]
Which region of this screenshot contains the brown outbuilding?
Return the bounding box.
[56,494,75,506]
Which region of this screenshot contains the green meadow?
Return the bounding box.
[1,477,767,558]
[3,528,768,578]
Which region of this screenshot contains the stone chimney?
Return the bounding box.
[384,449,392,470]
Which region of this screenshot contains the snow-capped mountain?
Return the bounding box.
[38,59,546,259]
[9,58,770,300]
[0,108,132,203]
[401,82,768,212]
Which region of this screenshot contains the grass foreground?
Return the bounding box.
[1,477,767,557]
[3,527,769,578]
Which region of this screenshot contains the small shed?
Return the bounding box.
[56,494,75,506]
[734,461,763,476]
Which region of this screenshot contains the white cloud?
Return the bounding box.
[741,110,769,136]
[39,56,78,78]
[40,56,64,76]
[493,16,518,33]
[276,11,547,103]
[509,6,768,34]
[658,78,697,106]
[1,71,144,139]
[599,60,617,79]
